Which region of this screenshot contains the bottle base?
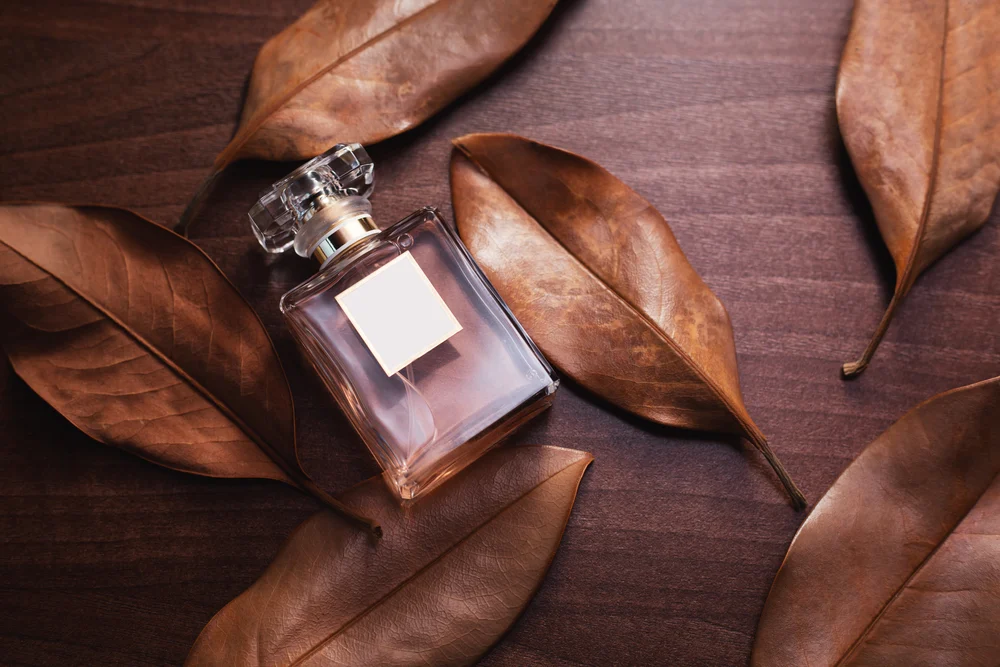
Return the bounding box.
[385,381,558,503]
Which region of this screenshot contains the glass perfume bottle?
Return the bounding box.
[250,144,558,502]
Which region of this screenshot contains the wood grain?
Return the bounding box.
[0,0,997,665]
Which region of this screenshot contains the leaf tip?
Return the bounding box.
[451,132,520,153]
[451,134,483,158]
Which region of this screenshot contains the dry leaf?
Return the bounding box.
[185,445,592,667]
[182,0,560,232]
[0,204,376,534]
[450,133,805,509]
[752,376,1000,666]
[837,0,1000,377]
[217,0,559,169]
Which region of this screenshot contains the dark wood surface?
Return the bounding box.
[1,1,997,665]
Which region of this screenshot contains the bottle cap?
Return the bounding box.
[249,143,378,260]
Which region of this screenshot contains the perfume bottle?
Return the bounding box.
[251,144,558,501]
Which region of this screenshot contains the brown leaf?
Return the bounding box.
[0,203,377,534]
[450,133,805,509]
[837,0,1000,377]
[185,445,592,667]
[215,0,559,169]
[752,376,1000,666]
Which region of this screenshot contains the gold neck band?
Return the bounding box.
[312,215,378,264]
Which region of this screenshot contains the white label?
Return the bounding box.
[336,251,462,376]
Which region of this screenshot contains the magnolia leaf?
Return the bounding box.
[837,0,1000,377]
[0,204,376,534]
[182,0,560,232]
[186,445,592,667]
[218,0,559,169]
[450,133,805,509]
[753,376,1000,666]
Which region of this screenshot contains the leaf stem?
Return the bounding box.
[842,285,908,379]
[299,477,382,538]
[746,427,806,510]
[177,168,222,237]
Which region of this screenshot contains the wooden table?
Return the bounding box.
[1,1,997,664]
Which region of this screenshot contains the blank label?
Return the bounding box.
[336,251,463,376]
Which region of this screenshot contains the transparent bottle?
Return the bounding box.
[250,144,558,502]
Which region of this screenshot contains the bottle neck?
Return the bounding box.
[311,214,379,265]
[291,195,379,265]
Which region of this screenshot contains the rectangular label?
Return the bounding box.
[335,251,462,376]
